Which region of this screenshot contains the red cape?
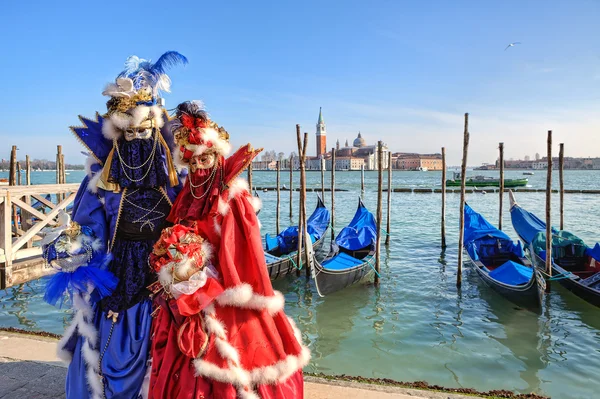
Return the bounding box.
[150,146,307,399]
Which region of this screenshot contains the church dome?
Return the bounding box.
[353,132,366,147]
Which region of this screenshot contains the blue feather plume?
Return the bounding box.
[151,51,189,75]
[118,51,188,95]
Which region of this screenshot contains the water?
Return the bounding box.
[2,170,600,399]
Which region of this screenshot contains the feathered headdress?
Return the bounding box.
[102,51,188,114]
[172,101,231,167]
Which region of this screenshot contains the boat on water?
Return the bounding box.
[463,203,543,309]
[417,167,428,171]
[523,172,534,176]
[264,196,330,280]
[312,198,377,296]
[509,191,600,307]
[446,172,528,187]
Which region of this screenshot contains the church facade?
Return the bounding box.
[306,108,389,171]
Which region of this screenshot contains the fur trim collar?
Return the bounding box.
[102,105,165,140]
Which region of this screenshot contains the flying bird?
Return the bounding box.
[504,42,521,51]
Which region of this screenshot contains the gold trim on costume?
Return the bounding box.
[109,187,126,252]
[69,113,104,165]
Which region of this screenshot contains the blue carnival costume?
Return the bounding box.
[42,52,187,399]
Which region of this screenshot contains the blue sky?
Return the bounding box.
[1,0,598,165]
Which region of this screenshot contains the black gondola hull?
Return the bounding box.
[266,234,326,281]
[466,253,542,310]
[531,252,600,308]
[313,253,374,296]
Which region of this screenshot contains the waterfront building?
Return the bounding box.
[392,152,443,170]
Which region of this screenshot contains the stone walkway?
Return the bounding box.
[0,331,483,399]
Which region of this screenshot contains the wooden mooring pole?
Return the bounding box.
[56,146,62,184]
[331,147,336,241]
[16,162,21,186]
[276,160,280,234]
[385,155,392,246]
[499,142,504,230]
[247,160,253,192]
[295,127,304,276]
[375,141,383,286]
[441,147,447,249]
[559,143,564,230]
[360,164,365,193]
[9,146,18,230]
[320,157,325,202]
[301,133,309,277]
[457,113,470,288]
[289,155,293,219]
[546,131,552,279]
[25,156,31,186]
[9,146,17,186]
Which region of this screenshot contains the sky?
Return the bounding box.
[1,0,598,166]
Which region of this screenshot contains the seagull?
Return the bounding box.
[504,42,521,51]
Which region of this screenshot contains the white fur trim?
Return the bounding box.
[194,303,310,390]
[158,265,174,291]
[102,105,164,140]
[86,366,104,399]
[213,217,221,236]
[218,197,230,216]
[202,241,214,262]
[250,196,262,214]
[84,156,99,177]
[172,146,189,172]
[139,358,151,399]
[91,238,104,252]
[200,128,232,157]
[87,171,102,193]
[56,319,78,363]
[71,292,103,399]
[215,284,285,316]
[228,178,250,200]
[101,119,121,140]
[216,284,253,307]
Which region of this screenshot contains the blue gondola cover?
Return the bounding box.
[267,202,330,253]
[488,260,533,286]
[335,202,377,251]
[510,204,557,245]
[585,243,600,262]
[464,204,525,260]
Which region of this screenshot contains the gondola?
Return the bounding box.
[509,191,600,307]
[263,196,330,280]
[312,198,377,296]
[463,203,543,309]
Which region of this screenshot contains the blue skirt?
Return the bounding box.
[66,299,152,399]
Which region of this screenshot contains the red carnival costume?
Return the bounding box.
[149,102,309,399]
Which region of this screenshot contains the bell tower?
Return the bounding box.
[316,107,327,157]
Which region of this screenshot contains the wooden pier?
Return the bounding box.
[0,183,79,289]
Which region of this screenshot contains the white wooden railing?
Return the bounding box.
[0,183,80,288]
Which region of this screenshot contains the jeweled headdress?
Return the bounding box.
[171,101,232,167]
[102,51,189,115]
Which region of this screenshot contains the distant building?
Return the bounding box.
[316,107,327,157]
[392,152,443,170]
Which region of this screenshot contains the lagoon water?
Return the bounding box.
[2,169,600,398]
